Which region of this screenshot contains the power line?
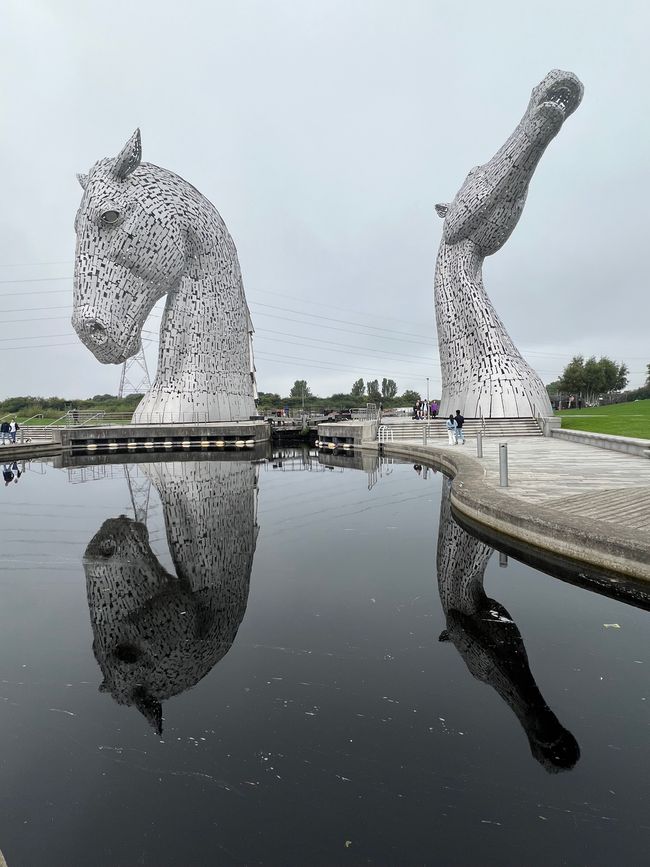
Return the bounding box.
[1,304,71,313]
[0,341,78,351]
[254,349,433,379]
[253,301,434,341]
[0,260,72,268]
[0,288,71,297]
[0,276,72,285]
[0,332,74,342]
[144,325,434,363]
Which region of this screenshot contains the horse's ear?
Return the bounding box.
[76,173,88,190]
[435,203,449,218]
[113,128,142,180]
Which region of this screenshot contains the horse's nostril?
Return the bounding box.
[82,318,109,344]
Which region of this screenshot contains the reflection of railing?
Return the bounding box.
[131,411,255,425]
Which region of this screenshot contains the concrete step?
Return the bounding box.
[378,418,543,440]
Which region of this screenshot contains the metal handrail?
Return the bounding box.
[45,413,74,428]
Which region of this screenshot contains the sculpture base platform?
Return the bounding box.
[53,420,271,454]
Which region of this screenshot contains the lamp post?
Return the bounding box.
[426,377,430,419]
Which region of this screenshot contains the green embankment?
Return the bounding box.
[556,399,650,440]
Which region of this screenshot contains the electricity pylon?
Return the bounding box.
[118,347,152,398]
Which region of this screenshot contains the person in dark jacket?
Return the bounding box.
[454,410,465,445]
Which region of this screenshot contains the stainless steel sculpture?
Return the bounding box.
[437,480,579,772]
[73,130,257,423]
[434,70,583,418]
[84,458,259,732]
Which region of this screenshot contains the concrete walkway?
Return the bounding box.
[368,434,650,581]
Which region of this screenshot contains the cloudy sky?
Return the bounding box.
[1,0,648,401]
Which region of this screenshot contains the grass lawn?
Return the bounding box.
[556,399,650,440]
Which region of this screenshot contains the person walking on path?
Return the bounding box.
[9,419,18,444]
[446,414,458,445]
[454,410,465,445]
[0,421,9,446]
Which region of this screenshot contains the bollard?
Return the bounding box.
[499,442,508,487]
[422,423,428,446]
[476,432,483,458]
[499,551,508,568]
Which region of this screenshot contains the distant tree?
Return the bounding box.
[583,357,607,402]
[615,363,629,392]
[647,363,650,386]
[351,378,365,398]
[289,380,311,399]
[366,379,381,402]
[546,380,562,396]
[558,355,628,404]
[400,389,421,405]
[381,378,398,399]
[558,355,585,395]
[257,391,281,405]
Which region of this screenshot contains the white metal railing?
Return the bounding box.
[377,425,394,443]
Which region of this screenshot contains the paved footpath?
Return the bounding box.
[375,434,650,580]
[477,436,650,527]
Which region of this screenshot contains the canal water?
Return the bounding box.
[0,450,647,866]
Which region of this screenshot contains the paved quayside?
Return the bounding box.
[366,435,650,581]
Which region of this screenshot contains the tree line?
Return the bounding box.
[258,378,425,411]
[0,393,143,417]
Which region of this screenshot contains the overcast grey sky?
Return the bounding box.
[1,0,648,400]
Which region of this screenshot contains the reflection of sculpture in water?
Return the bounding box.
[437,480,579,772]
[84,460,259,733]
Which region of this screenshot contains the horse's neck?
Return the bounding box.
[145,460,258,595]
[436,484,492,614]
[156,244,249,381]
[435,240,519,360]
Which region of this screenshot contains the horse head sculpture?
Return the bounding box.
[434,69,583,418]
[73,130,257,423]
[437,70,583,256]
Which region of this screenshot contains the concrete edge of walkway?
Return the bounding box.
[1,442,65,461]
[362,441,650,582]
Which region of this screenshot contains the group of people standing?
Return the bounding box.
[445,410,465,445]
[412,400,438,420]
[0,419,19,445]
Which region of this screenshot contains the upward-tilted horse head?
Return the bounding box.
[433,69,583,418]
[436,69,583,257]
[73,129,257,423]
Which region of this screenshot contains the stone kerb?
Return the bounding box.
[551,427,650,458]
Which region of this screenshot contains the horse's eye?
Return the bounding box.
[101,210,120,225]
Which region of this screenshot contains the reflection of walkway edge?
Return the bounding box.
[363,443,650,582]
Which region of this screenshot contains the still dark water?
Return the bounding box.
[0,449,647,866]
